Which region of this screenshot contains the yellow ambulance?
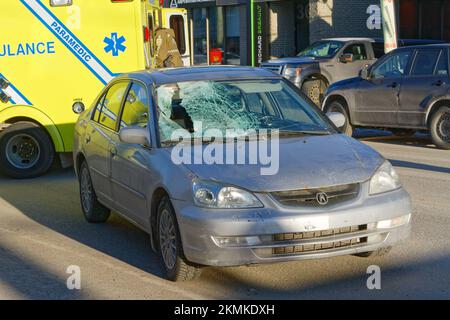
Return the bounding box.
[0,0,189,178]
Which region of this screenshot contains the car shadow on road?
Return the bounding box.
[0,242,84,299]
[388,159,450,174]
[197,253,450,299]
[0,168,166,284]
[356,131,438,150]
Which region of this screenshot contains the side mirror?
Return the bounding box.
[339,53,354,63]
[119,126,151,146]
[326,112,346,129]
[359,65,370,80]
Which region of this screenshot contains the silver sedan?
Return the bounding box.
[73,67,411,281]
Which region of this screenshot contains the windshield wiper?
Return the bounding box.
[278,130,330,137]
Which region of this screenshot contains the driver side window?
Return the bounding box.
[372,50,411,79]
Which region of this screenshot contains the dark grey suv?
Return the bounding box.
[323,44,450,150]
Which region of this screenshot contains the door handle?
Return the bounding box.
[110,146,117,156]
[387,82,398,88]
[85,135,91,144]
[432,80,446,87]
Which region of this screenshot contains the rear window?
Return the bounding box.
[435,50,449,75]
[411,49,440,76]
[98,82,129,131]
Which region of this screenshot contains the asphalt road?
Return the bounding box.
[0,132,449,299]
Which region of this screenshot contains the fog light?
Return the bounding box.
[377,214,411,229]
[212,236,261,247]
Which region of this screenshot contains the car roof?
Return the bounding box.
[392,43,450,51]
[120,66,282,86]
[322,37,376,42]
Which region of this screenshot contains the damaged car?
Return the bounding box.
[73,66,411,281]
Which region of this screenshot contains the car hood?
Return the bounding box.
[264,56,320,65]
[328,77,362,92]
[167,134,384,192]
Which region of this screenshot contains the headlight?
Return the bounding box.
[193,180,263,209]
[283,67,302,78]
[369,161,401,195]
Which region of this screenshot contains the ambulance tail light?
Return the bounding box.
[144,26,150,43]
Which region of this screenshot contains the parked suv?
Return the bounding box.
[323,44,450,149]
[261,38,443,105]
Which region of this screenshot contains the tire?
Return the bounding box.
[391,129,415,137]
[302,79,327,106]
[430,106,450,150]
[157,196,201,281]
[325,100,354,136]
[0,121,54,179]
[354,247,391,258]
[79,161,110,223]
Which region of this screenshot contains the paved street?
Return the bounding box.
[0,132,449,299]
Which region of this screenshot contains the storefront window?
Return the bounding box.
[421,1,442,39]
[225,6,240,65]
[193,8,207,65]
[399,0,418,39]
[209,7,225,64]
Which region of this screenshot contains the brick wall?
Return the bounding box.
[309,0,383,43]
[269,1,297,58]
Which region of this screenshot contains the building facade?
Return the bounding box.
[164,0,450,66]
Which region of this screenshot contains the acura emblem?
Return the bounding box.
[316,192,329,205]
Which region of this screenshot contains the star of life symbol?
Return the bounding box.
[104,33,126,56]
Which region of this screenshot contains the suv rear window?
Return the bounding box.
[411,49,440,76]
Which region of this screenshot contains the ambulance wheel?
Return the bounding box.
[0,121,54,179]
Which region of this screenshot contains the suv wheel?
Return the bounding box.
[79,161,110,223]
[430,106,450,149]
[302,79,326,106]
[0,121,54,179]
[157,196,201,281]
[325,100,353,136]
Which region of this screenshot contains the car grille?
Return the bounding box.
[261,64,283,74]
[251,224,388,258]
[271,225,367,255]
[271,183,359,207]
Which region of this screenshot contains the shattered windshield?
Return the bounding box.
[297,41,344,58]
[156,79,334,145]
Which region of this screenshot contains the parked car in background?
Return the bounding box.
[73,66,411,281]
[322,44,450,150]
[261,38,444,106]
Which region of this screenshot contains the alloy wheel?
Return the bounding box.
[159,208,177,270]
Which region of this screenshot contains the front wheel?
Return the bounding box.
[430,106,450,149]
[157,196,202,281]
[325,100,353,136]
[302,79,327,106]
[0,121,54,179]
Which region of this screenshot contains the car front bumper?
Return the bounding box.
[172,185,411,267]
